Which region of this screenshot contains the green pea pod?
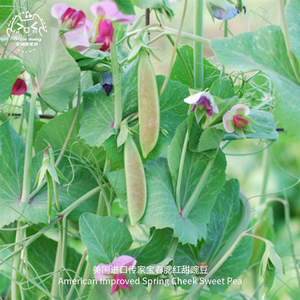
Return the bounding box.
[124,134,147,226]
[138,48,160,158]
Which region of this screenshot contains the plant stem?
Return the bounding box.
[110,32,123,131]
[279,0,300,83]
[159,0,188,95]
[259,144,270,204]
[11,222,22,300]
[21,77,37,203]
[182,155,216,218]
[224,21,228,38]
[66,251,88,300]
[58,187,101,218]
[175,130,189,211]
[78,261,90,297]
[194,0,204,89]
[55,84,81,168]
[266,198,300,293]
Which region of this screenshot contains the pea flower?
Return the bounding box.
[11,78,27,95]
[90,1,135,51]
[94,255,137,295]
[222,104,250,133]
[51,3,86,30]
[184,91,219,117]
[210,0,238,21]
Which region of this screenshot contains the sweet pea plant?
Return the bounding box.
[0,0,300,299]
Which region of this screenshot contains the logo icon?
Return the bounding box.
[6,11,47,53]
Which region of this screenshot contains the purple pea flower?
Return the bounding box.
[11,78,27,95]
[211,0,238,21]
[90,1,135,51]
[184,91,219,117]
[94,255,137,295]
[51,3,86,30]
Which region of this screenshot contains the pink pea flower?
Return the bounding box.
[184,91,219,117]
[94,255,137,295]
[90,1,135,51]
[51,3,86,30]
[223,104,250,133]
[60,20,93,54]
[11,78,27,95]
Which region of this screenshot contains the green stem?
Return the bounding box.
[266,198,300,293]
[21,77,37,203]
[182,155,216,218]
[175,130,189,211]
[259,145,270,204]
[58,187,101,218]
[159,0,188,96]
[11,222,22,300]
[194,0,204,89]
[279,0,300,83]
[166,35,193,87]
[78,261,90,297]
[65,251,88,300]
[224,21,228,38]
[110,32,123,131]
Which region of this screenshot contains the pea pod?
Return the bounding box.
[138,48,160,158]
[124,134,147,226]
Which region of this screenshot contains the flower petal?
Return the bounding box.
[223,110,235,133]
[61,31,90,54]
[212,0,238,21]
[51,2,68,19]
[231,104,250,116]
[94,263,112,281]
[90,1,134,24]
[208,93,219,114]
[11,78,27,95]
[115,274,132,290]
[111,255,137,269]
[95,19,114,44]
[184,92,205,105]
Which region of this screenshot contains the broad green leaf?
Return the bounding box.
[0,59,22,104]
[116,0,135,15]
[210,76,235,99]
[210,25,300,138]
[79,213,133,268]
[170,45,220,88]
[223,110,278,140]
[125,228,173,266]
[197,128,224,152]
[0,121,50,227]
[26,229,86,292]
[34,105,105,164]
[78,84,115,147]
[0,0,13,27]
[198,179,253,293]
[24,28,80,112]
[285,0,300,64]
[107,152,226,245]
[33,155,99,221]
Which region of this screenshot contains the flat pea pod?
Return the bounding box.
[124,134,147,226]
[138,48,160,158]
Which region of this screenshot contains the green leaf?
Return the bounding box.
[223,110,278,140]
[79,213,133,268]
[285,0,300,64]
[107,151,226,245]
[78,84,115,147]
[170,45,220,88]
[24,28,80,112]
[210,76,235,99]
[208,0,227,10]
[0,0,13,27]
[125,228,173,266]
[199,179,253,293]
[116,0,135,15]
[0,59,22,104]
[34,105,105,164]
[197,128,224,152]
[0,121,50,227]
[211,25,300,138]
